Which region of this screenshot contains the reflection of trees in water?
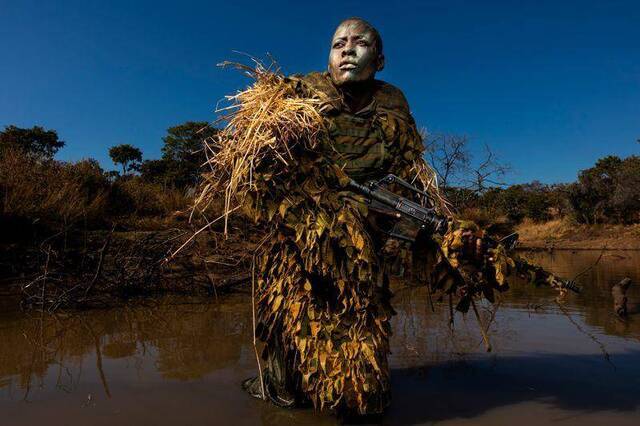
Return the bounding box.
[2,252,638,403]
[389,251,640,366]
[0,295,251,398]
[0,310,89,397]
[143,302,249,380]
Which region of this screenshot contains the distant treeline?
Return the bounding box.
[0,123,216,235]
[447,155,640,225]
[1,124,639,238]
[424,133,640,226]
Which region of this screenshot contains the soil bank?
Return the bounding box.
[516,219,640,250]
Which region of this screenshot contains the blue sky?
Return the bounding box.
[1,0,638,183]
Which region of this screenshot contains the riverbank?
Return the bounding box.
[516,219,640,250]
[0,226,259,307]
[3,217,638,309]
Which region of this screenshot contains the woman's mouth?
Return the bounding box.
[339,63,357,70]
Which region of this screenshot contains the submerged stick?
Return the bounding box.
[80,318,111,398]
[426,283,435,313]
[556,300,615,369]
[251,256,266,400]
[448,292,455,329]
[471,298,492,352]
[571,245,607,283]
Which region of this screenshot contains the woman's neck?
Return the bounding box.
[338,80,375,113]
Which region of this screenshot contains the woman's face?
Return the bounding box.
[328,21,383,86]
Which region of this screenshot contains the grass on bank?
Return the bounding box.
[0,148,190,236]
[516,218,640,250]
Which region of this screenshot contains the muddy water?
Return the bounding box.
[1,251,639,425]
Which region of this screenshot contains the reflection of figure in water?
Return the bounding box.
[237,18,509,417]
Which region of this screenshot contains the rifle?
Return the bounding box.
[347,174,581,294]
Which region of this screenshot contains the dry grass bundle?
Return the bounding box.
[193,59,326,233]
[410,158,453,217]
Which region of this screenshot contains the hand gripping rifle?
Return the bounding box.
[347,174,581,294]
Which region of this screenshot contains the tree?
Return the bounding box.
[568,155,640,224]
[424,131,509,210]
[139,159,169,184]
[159,121,217,188]
[424,132,470,189]
[611,156,640,223]
[108,144,142,175]
[162,121,215,162]
[140,121,217,188]
[0,125,65,159]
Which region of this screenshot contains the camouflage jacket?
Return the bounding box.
[292,72,425,185]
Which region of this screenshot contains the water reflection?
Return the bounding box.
[1,251,639,425]
[0,296,251,399]
[518,250,640,338]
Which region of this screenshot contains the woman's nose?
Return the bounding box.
[342,44,356,56]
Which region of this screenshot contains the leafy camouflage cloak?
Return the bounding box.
[204,68,514,415]
[236,71,442,414]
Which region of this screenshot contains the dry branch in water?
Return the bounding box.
[612,277,632,318]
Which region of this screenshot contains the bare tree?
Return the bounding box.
[423,132,470,188]
[424,131,508,191]
[467,143,510,193]
[423,130,510,210]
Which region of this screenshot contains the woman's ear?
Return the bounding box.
[376,54,385,72]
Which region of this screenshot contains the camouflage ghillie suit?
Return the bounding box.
[242,72,438,415]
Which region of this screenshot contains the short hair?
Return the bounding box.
[336,17,383,55]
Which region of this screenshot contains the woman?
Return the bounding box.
[240,18,452,416]
[202,17,509,417]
